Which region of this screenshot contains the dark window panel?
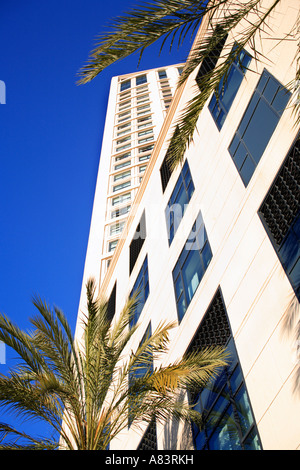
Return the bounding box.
[185,288,262,450]
[229,69,291,186]
[129,211,146,274]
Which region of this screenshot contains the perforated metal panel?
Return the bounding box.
[196,31,228,91]
[187,288,231,354]
[259,137,300,247]
[137,419,157,450]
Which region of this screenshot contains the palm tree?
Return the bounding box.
[77,0,300,168]
[0,278,227,450]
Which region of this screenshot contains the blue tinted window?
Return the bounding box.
[165,160,195,244]
[130,256,149,327]
[120,79,131,92]
[192,339,262,450]
[128,323,153,426]
[136,74,147,86]
[172,212,212,322]
[278,212,300,298]
[187,290,262,450]
[209,47,251,130]
[229,69,291,186]
[158,70,167,79]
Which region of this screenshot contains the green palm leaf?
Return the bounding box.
[78,0,299,169]
[0,277,228,449]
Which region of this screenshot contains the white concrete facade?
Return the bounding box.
[76,0,300,451]
[75,63,184,327]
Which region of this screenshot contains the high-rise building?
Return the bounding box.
[76,63,184,319]
[75,1,300,450]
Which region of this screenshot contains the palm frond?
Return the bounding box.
[0,277,229,449]
[77,0,221,84]
[78,0,299,169]
[166,0,297,167]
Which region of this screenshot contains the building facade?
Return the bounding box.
[75,0,300,451]
[76,63,184,317]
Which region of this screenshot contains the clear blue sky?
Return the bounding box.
[0,0,192,443]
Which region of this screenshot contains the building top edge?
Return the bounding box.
[111,62,186,81]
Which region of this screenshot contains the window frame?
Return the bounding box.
[208,46,251,130]
[186,288,262,450]
[136,74,147,86]
[228,69,291,186]
[165,159,195,244]
[172,212,213,322]
[130,255,149,328]
[120,79,131,92]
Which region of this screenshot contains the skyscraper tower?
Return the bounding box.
[76,64,184,327]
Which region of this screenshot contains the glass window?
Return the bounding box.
[138,129,153,137]
[116,136,131,145]
[172,212,212,322]
[117,128,131,137]
[139,165,147,173]
[112,192,131,206]
[165,160,195,244]
[138,136,154,144]
[139,145,154,154]
[118,110,131,119]
[137,115,151,124]
[120,79,131,92]
[191,342,262,450]
[158,70,167,79]
[137,94,149,103]
[139,154,151,162]
[117,116,131,124]
[117,122,131,131]
[130,256,149,327]
[108,240,118,252]
[113,180,131,192]
[136,74,147,86]
[128,323,152,426]
[113,170,131,181]
[229,69,291,186]
[136,85,148,94]
[137,104,150,111]
[138,121,152,130]
[114,160,131,171]
[119,91,131,101]
[111,205,131,219]
[110,221,125,236]
[186,290,262,450]
[116,143,131,152]
[209,46,251,130]
[119,100,131,109]
[115,151,131,162]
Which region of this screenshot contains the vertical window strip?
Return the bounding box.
[130,255,149,327]
[172,212,213,322]
[186,288,262,450]
[165,159,195,244]
[208,46,251,130]
[228,69,291,186]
